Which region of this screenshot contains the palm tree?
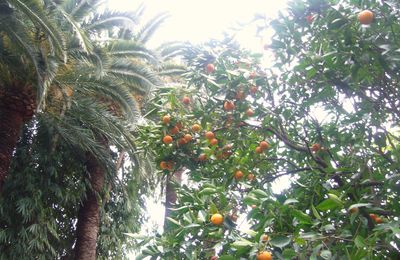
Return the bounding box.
[0,0,66,191]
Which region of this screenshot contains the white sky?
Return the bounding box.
[106,1,288,258]
[108,0,287,50]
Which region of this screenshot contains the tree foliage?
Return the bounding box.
[134,0,400,259]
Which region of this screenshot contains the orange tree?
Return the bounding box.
[134,0,400,259]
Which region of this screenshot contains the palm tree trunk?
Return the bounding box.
[0,86,35,192]
[74,153,106,260]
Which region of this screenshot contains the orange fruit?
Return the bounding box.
[247,173,255,181]
[165,161,174,171]
[210,138,218,146]
[251,204,257,209]
[375,217,383,224]
[349,207,359,214]
[162,115,171,124]
[192,124,201,132]
[184,134,193,142]
[163,135,173,144]
[224,101,235,111]
[206,63,215,73]
[306,14,314,23]
[170,126,180,135]
[210,213,224,225]
[250,85,258,94]
[261,234,269,242]
[311,143,321,152]
[198,153,207,161]
[182,96,190,105]
[260,141,269,150]
[235,90,246,100]
[358,10,374,25]
[255,146,263,154]
[257,251,272,260]
[246,108,254,117]
[205,131,215,140]
[178,138,187,146]
[369,213,378,221]
[65,86,74,97]
[234,170,244,180]
[160,161,168,170]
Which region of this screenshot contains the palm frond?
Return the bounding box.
[107,59,161,93]
[136,13,169,44]
[84,10,137,32]
[107,40,160,65]
[7,0,66,61]
[157,41,191,61]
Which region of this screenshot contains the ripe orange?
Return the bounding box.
[251,204,257,209]
[178,138,187,146]
[198,153,207,161]
[162,115,171,124]
[210,213,224,225]
[311,143,321,152]
[250,85,258,94]
[246,108,254,117]
[255,146,263,154]
[358,10,374,25]
[234,170,244,180]
[369,213,378,221]
[192,124,201,132]
[306,14,313,24]
[260,141,269,150]
[182,96,190,105]
[184,134,193,142]
[206,63,215,73]
[247,173,255,181]
[210,138,218,146]
[205,131,215,140]
[160,161,168,170]
[261,234,269,242]
[163,135,173,144]
[349,207,359,214]
[257,251,272,260]
[235,90,246,100]
[375,217,383,224]
[224,101,235,111]
[170,126,180,135]
[165,161,174,171]
[65,86,74,97]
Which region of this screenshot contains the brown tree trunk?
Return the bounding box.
[164,168,183,232]
[0,85,35,192]
[74,153,106,260]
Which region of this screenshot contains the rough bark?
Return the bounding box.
[74,153,106,260]
[164,168,183,232]
[0,86,35,192]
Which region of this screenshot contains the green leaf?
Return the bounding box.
[311,204,321,220]
[231,239,254,249]
[327,193,343,207]
[252,189,268,198]
[219,256,235,260]
[270,236,291,248]
[354,235,366,248]
[320,250,332,259]
[284,198,299,205]
[282,248,297,259]
[243,195,260,205]
[316,199,339,211]
[198,187,218,196]
[292,209,312,224]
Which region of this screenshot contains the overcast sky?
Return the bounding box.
[108,0,288,50]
